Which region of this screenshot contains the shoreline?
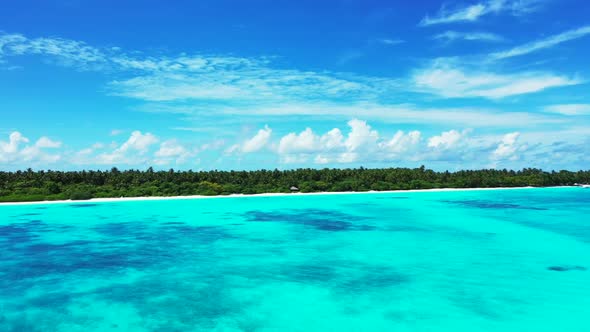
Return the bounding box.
[0,186,575,207]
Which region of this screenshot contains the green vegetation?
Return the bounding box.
[0,166,588,203]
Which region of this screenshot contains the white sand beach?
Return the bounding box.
[0,186,573,206]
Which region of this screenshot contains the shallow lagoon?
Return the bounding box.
[1,188,590,331]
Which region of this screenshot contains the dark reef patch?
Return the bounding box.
[277,261,409,293]
[547,265,587,272]
[93,222,231,244]
[441,199,548,211]
[244,209,375,231]
[25,292,73,308]
[340,268,408,292]
[0,220,234,301]
[0,220,54,248]
[283,264,336,283]
[161,221,186,225]
[68,203,99,208]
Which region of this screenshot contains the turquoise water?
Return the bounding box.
[1,188,590,331]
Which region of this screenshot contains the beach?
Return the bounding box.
[0,185,556,206]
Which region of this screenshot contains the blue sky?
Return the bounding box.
[1,0,589,171]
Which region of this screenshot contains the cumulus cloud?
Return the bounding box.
[2,30,588,170]
[243,126,272,153]
[35,137,62,148]
[428,129,470,149]
[155,140,188,158]
[272,121,542,167]
[345,119,379,152]
[276,120,384,164]
[0,132,29,154]
[491,132,526,162]
[118,131,159,154]
[1,123,586,170]
[380,130,422,159]
[154,139,194,165]
[227,126,273,154]
[0,132,61,165]
[277,127,345,163]
[278,128,319,154]
[95,131,159,164]
[70,134,216,167]
[277,119,420,164]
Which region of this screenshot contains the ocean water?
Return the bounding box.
[1,187,590,331]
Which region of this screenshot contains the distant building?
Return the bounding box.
[290,186,299,192]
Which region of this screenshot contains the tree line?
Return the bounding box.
[0,166,588,202]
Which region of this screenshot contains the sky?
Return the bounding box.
[1,0,589,171]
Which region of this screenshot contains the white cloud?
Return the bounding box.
[272,121,548,167]
[77,148,94,156]
[107,66,383,104]
[2,31,588,170]
[321,128,345,150]
[35,137,62,148]
[71,143,106,164]
[278,128,319,154]
[71,134,213,167]
[433,31,505,43]
[0,33,393,106]
[2,31,578,130]
[277,127,347,163]
[420,0,543,26]
[428,129,471,149]
[490,25,590,60]
[199,139,226,152]
[412,60,579,99]
[109,73,245,102]
[381,130,422,158]
[207,102,561,128]
[377,38,405,45]
[420,2,490,26]
[545,104,590,116]
[314,155,330,164]
[155,140,189,158]
[118,130,159,153]
[94,131,159,164]
[0,131,61,165]
[154,139,193,164]
[344,119,379,152]
[0,132,29,154]
[0,33,107,69]
[491,132,525,162]
[278,119,420,164]
[239,126,272,153]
